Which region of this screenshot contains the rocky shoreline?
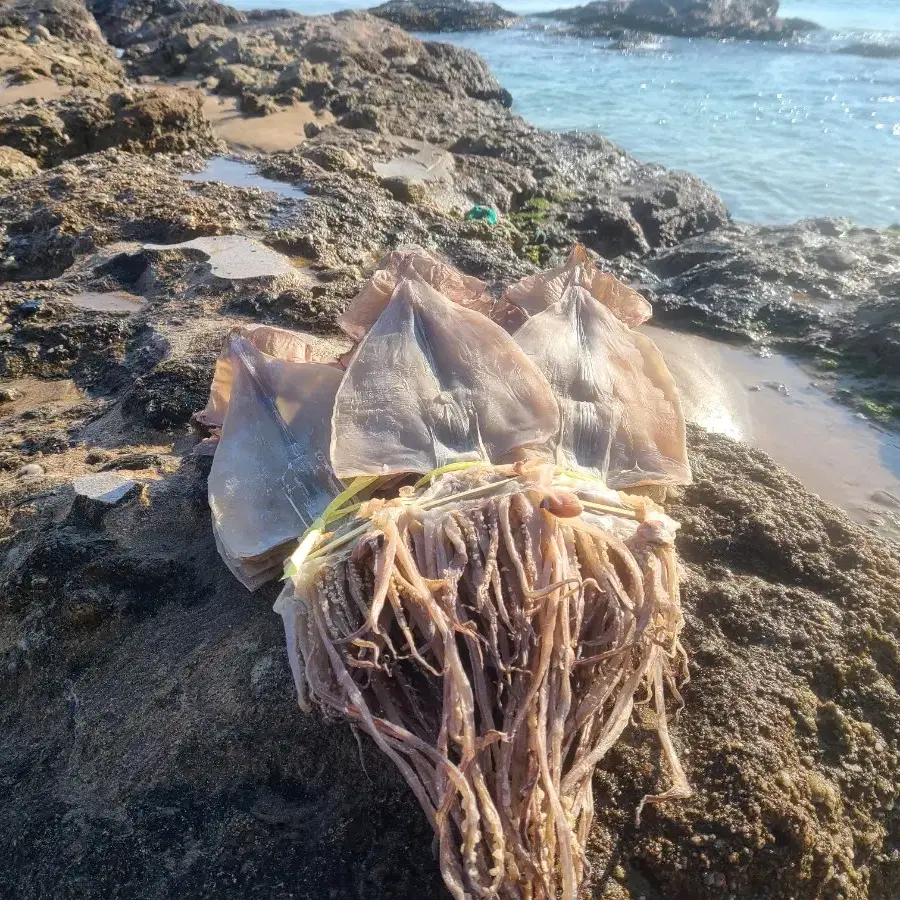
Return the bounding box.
[1,2,898,899]
[539,0,820,42]
[369,0,821,42]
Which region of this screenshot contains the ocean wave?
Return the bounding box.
[832,40,900,59]
[785,27,900,60]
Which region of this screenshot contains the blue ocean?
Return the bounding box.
[234,1,900,227]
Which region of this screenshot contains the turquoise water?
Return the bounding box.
[237,2,900,226]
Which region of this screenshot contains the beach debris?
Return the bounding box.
[465,203,498,225]
[202,246,691,897]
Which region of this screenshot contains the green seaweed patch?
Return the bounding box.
[858,397,900,423]
[506,198,559,266]
[522,245,543,265]
[509,198,553,226]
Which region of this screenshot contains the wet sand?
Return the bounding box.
[67,291,146,314]
[646,326,900,540]
[201,94,332,153]
[0,76,69,105]
[0,377,83,418]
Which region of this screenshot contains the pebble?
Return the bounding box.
[85,449,113,465]
[17,300,42,316]
[71,473,141,525]
[380,174,428,204]
[816,246,859,272]
[17,463,45,477]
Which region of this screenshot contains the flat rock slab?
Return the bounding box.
[71,472,140,525]
[144,236,296,281]
[373,142,454,185]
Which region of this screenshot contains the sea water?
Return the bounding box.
[236,0,900,227]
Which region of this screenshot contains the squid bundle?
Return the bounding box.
[202,245,693,899]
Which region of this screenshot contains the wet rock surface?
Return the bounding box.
[0,1,899,899]
[640,219,900,415]
[546,0,820,41]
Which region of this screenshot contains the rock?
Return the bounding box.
[0,146,41,188]
[0,150,279,281]
[0,0,105,43]
[70,472,140,524]
[122,358,213,428]
[379,174,428,204]
[371,0,518,32]
[85,448,112,464]
[843,307,900,378]
[0,387,23,402]
[647,221,900,360]
[215,62,275,95]
[17,299,42,316]
[373,142,455,186]
[618,170,730,248]
[273,59,331,96]
[409,41,513,106]
[27,24,52,43]
[16,462,44,477]
[98,451,166,471]
[0,87,218,168]
[816,245,859,272]
[568,195,651,258]
[0,23,124,93]
[300,144,359,173]
[566,171,728,258]
[2,426,899,899]
[237,91,279,117]
[89,0,247,49]
[546,0,820,40]
[836,41,900,60]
